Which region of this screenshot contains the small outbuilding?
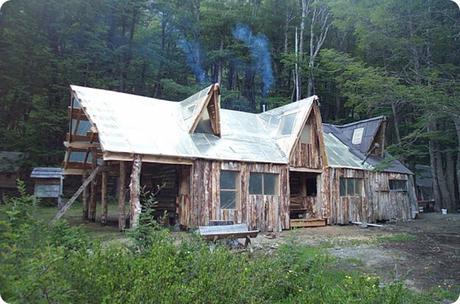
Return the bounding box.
[30,167,64,206]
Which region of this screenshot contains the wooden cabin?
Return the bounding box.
[61,84,327,231]
[323,117,418,224]
[0,151,25,201]
[60,84,416,231]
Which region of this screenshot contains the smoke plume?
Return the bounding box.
[177,38,207,84]
[233,23,274,96]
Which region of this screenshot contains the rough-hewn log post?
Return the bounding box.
[82,171,89,220]
[118,161,127,230]
[129,155,142,229]
[88,149,97,221]
[101,162,108,225]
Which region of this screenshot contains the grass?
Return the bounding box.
[0,200,124,242]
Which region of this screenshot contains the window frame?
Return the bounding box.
[249,172,279,196]
[219,170,239,210]
[339,177,363,197]
[389,179,407,192]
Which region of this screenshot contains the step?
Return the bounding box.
[290,218,327,228]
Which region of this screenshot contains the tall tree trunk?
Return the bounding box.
[454,116,460,211]
[428,124,442,211]
[391,102,402,145]
[307,2,330,96]
[445,151,457,212]
[294,27,300,101]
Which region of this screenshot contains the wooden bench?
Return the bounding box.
[198,223,260,247]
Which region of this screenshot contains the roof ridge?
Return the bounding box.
[335,115,386,128]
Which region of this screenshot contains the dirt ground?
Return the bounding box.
[251,213,460,294]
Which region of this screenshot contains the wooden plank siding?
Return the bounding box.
[179,159,290,232]
[289,113,323,169]
[326,168,416,225]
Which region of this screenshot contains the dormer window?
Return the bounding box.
[352,127,364,145]
[190,84,221,136]
[279,113,296,136]
[195,109,213,134]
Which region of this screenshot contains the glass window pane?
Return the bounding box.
[69,151,91,163]
[73,120,91,135]
[352,127,364,144]
[249,173,263,194]
[340,178,346,196]
[220,170,237,190]
[300,124,312,144]
[389,180,406,191]
[220,191,236,209]
[347,178,355,195]
[263,174,278,195]
[279,113,296,135]
[355,179,362,195]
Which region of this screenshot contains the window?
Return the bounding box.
[389,179,407,191]
[220,170,238,209]
[300,124,312,144]
[195,110,213,134]
[339,178,362,196]
[249,173,279,195]
[279,113,296,135]
[352,127,364,145]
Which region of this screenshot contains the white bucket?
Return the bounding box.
[441,208,447,215]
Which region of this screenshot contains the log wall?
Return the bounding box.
[179,159,290,232]
[290,115,322,169]
[326,168,417,224]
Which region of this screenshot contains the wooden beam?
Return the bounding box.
[64,141,100,149]
[129,155,142,229]
[312,102,329,168]
[68,107,88,120]
[88,149,98,222]
[103,151,193,165]
[52,166,102,222]
[100,162,108,225]
[64,162,94,170]
[118,161,127,230]
[63,168,86,176]
[82,171,89,219]
[289,167,323,173]
[66,133,99,142]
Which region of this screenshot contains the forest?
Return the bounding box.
[0,0,459,212]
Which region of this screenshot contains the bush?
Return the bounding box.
[0,191,436,303]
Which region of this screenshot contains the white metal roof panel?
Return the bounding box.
[70,85,314,164]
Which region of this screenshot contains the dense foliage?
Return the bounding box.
[0,0,459,210]
[0,193,439,303]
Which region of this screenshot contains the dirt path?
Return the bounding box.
[251,213,460,294]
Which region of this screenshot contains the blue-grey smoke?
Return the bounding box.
[177,38,207,84]
[232,24,274,96]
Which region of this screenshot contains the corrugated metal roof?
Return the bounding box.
[323,120,413,175]
[31,167,63,179]
[323,133,371,170]
[70,85,315,164]
[0,151,26,173]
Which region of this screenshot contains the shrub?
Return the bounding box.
[0,190,437,304]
